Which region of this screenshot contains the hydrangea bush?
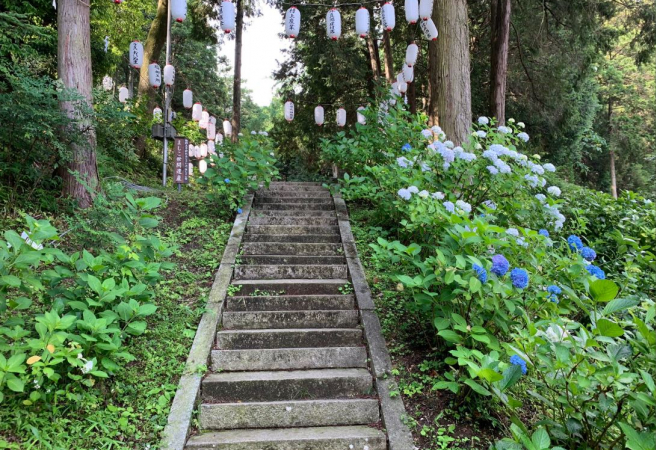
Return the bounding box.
[321,105,656,449]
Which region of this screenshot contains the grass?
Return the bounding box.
[0,187,233,449]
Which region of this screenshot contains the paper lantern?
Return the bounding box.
[114,0,122,3]
[171,0,186,22]
[207,121,216,140]
[285,6,300,38]
[326,9,341,40]
[148,63,161,89]
[398,81,408,94]
[163,64,175,87]
[188,144,195,158]
[420,18,438,40]
[153,106,162,118]
[129,41,143,69]
[192,102,202,121]
[397,72,405,85]
[355,7,370,38]
[405,0,418,24]
[336,107,346,127]
[419,0,433,21]
[221,1,235,33]
[200,142,208,157]
[209,116,217,125]
[406,42,418,67]
[284,100,295,122]
[102,75,114,91]
[223,119,232,136]
[381,2,395,31]
[200,110,209,129]
[189,163,194,175]
[208,140,216,154]
[357,106,366,125]
[119,86,129,103]
[403,65,414,83]
[217,133,224,143]
[391,81,400,97]
[168,110,175,122]
[182,89,193,108]
[199,159,207,174]
[314,105,324,126]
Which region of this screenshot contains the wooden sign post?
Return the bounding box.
[173,137,189,190]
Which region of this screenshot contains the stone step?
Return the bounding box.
[222,310,359,329]
[250,210,337,218]
[239,255,346,265]
[199,398,379,430]
[246,225,340,235]
[242,234,342,243]
[185,426,387,450]
[256,191,332,198]
[241,242,343,256]
[269,181,325,186]
[201,368,373,402]
[255,197,334,204]
[226,294,355,311]
[216,328,363,349]
[231,279,351,296]
[263,184,328,191]
[234,265,348,280]
[255,203,335,211]
[248,216,338,226]
[211,347,367,371]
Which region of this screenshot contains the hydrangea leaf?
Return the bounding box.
[590,279,619,302]
[602,298,639,315]
[596,319,624,338]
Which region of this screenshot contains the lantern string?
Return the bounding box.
[284,0,385,6]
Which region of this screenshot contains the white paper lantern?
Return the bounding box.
[192,102,202,121]
[129,41,143,69]
[200,110,209,129]
[198,159,207,174]
[381,2,395,31]
[355,7,370,38]
[357,106,366,125]
[326,9,341,40]
[223,119,232,136]
[148,63,161,88]
[188,144,195,158]
[153,106,162,118]
[189,163,194,175]
[182,89,193,108]
[208,140,216,154]
[420,18,438,40]
[221,1,235,33]
[209,116,217,125]
[217,133,224,143]
[171,0,186,22]
[419,0,433,21]
[207,121,216,140]
[284,100,295,122]
[336,107,346,127]
[403,65,414,83]
[168,110,175,122]
[314,105,324,126]
[398,80,408,94]
[285,6,300,38]
[397,72,405,85]
[200,142,208,157]
[391,81,400,97]
[163,64,175,87]
[119,86,129,103]
[405,0,418,24]
[406,42,419,67]
[102,75,114,91]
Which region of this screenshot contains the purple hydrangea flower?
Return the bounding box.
[491,255,510,277]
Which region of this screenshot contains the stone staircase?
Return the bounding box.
[185,182,389,449]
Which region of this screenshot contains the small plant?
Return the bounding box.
[227,285,242,297]
[338,283,354,295]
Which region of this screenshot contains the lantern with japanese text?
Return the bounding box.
[199,159,207,174]
[314,105,324,126]
[357,106,366,125]
[102,75,114,91]
[285,6,300,38]
[355,7,370,38]
[223,119,232,136]
[326,8,341,40]
[405,0,418,24]
[171,0,186,22]
[406,42,418,67]
[119,86,129,103]
[129,41,143,69]
[419,0,433,21]
[163,64,175,86]
[381,2,395,31]
[420,18,438,40]
[148,62,161,88]
[284,100,295,122]
[221,1,235,33]
[403,65,414,83]
[336,107,346,127]
[207,120,216,140]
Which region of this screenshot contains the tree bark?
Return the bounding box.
[408,73,417,114]
[489,0,511,125]
[58,0,98,209]
[608,98,618,198]
[231,0,244,143]
[433,0,472,145]
[382,30,394,82]
[138,0,168,96]
[366,16,381,81]
[428,34,439,125]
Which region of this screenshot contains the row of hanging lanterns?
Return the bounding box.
[283,101,367,126]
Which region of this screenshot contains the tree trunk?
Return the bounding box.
[433,0,472,145]
[366,12,381,81]
[58,0,98,209]
[138,0,168,96]
[231,0,244,143]
[489,0,511,124]
[608,98,618,198]
[408,75,417,114]
[428,35,439,125]
[382,31,394,82]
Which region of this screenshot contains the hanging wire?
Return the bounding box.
[284,0,384,6]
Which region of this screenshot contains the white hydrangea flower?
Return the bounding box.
[476,130,487,138]
[81,359,94,374]
[456,200,472,213]
[544,324,569,343]
[517,132,530,142]
[543,163,556,172]
[483,200,497,210]
[431,191,445,200]
[407,186,419,194]
[418,190,429,199]
[525,174,539,188]
[397,156,412,168]
[475,143,483,150]
[421,162,431,172]
[251,131,257,135]
[443,201,455,213]
[478,116,489,125]
[508,118,515,123]
[535,193,546,203]
[497,126,512,134]
[458,152,477,162]
[506,228,520,237]
[518,122,525,128]
[431,125,443,135]
[486,165,499,175]
[444,140,454,149]
[482,150,498,161]
[547,186,561,197]
[398,188,411,200]
[421,129,433,138]
[530,163,545,175]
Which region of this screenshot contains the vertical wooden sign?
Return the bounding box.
[173,137,189,184]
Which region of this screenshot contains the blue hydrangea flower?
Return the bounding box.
[402,143,412,152]
[510,268,529,289]
[472,264,487,283]
[567,235,583,252]
[538,229,550,238]
[491,255,510,277]
[510,355,528,375]
[586,264,606,279]
[547,285,561,303]
[237,208,243,214]
[443,201,455,213]
[581,247,596,262]
[224,178,231,183]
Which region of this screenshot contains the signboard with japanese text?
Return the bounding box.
[173,137,189,184]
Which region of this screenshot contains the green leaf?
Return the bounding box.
[596,318,624,338]
[469,277,482,293]
[138,303,157,317]
[0,275,21,287]
[126,321,147,335]
[602,298,639,315]
[619,422,656,450]
[498,365,523,391]
[139,218,159,228]
[7,377,24,392]
[531,428,550,450]
[590,279,619,302]
[478,368,503,383]
[464,379,491,396]
[87,275,102,295]
[438,330,462,344]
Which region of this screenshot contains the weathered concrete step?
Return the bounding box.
[199,398,379,430]
[263,184,328,191]
[250,210,337,218]
[248,216,338,226]
[269,181,325,186]
[234,265,348,280]
[255,203,335,211]
[211,347,367,371]
[222,310,359,329]
[226,294,355,311]
[255,197,334,204]
[216,328,363,349]
[243,233,341,243]
[239,255,346,265]
[246,225,340,235]
[231,279,351,296]
[256,191,332,198]
[185,426,387,450]
[201,368,373,402]
[241,243,342,256]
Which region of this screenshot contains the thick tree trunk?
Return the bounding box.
[433,0,472,145]
[608,99,618,198]
[428,35,439,125]
[58,0,98,209]
[231,0,244,143]
[489,0,511,124]
[408,75,417,114]
[138,0,168,96]
[382,31,394,82]
[366,25,381,80]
